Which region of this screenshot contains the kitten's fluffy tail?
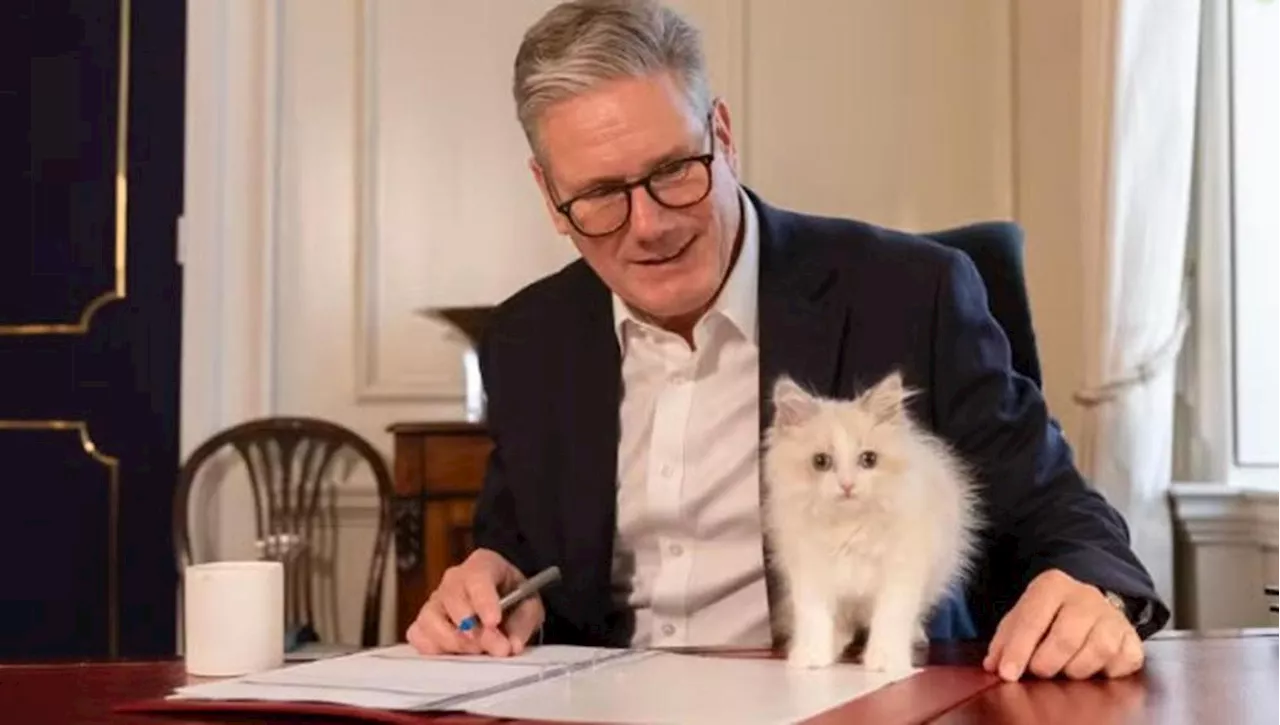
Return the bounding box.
[913,425,985,609]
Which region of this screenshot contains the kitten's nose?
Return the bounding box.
[838,482,854,496]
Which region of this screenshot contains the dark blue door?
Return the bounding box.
[1,0,184,659]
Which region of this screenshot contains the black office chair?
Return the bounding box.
[923,221,1044,390]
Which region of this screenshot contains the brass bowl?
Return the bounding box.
[419,305,495,349]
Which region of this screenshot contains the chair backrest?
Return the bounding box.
[173,416,394,648]
[922,221,1044,388]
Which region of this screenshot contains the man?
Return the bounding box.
[408,0,1168,682]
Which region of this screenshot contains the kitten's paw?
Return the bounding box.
[786,641,840,669]
[860,641,914,675]
[913,623,928,646]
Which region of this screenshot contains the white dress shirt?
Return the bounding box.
[609,189,772,648]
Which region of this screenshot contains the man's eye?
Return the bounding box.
[652,161,691,182]
[581,185,621,200]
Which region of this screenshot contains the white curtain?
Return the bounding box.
[1073,0,1203,610]
[1174,0,1235,487]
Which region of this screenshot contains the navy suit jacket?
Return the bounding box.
[470,188,1169,646]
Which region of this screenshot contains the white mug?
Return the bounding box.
[183,560,284,676]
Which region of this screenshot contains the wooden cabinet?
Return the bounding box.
[387,422,490,635]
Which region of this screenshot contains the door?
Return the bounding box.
[1,0,184,659]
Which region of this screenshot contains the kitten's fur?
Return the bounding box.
[762,371,980,673]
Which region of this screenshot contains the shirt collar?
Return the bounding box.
[611,186,760,347]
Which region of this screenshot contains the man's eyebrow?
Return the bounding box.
[567,147,697,197]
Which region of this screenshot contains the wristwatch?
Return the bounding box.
[1102,589,1129,616]
[1101,588,1153,627]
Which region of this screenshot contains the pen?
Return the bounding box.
[457,565,561,632]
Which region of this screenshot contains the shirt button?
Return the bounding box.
[659,463,674,478]
[661,623,676,637]
[668,543,683,556]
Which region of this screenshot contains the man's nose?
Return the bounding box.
[627,185,668,239]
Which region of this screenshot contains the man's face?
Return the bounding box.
[530,73,742,331]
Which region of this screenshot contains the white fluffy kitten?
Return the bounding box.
[762,371,980,673]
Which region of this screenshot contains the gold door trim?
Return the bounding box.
[0,0,131,336]
[0,420,120,658]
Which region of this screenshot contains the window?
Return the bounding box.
[1228,0,1277,469]
[1176,0,1277,488]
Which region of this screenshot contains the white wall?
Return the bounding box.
[182,0,1256,639]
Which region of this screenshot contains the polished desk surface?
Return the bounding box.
[1,629,1273,725]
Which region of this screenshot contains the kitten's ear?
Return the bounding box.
[861,370,914,423]
[772,376,820,428]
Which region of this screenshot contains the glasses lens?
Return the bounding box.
[649,159,711,208]
[568,193,629,236]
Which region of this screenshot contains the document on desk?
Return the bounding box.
[168,644,918,724]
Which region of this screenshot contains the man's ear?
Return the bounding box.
[529,157,573,237]
[860,370,915,423]
[772,376,819,428]
[710,97,740,179]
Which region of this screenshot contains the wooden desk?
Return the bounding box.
[388,422,490,635]
[933,628,1279,725]
[3,630,1274,724]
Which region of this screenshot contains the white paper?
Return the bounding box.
[462,651,918,725]
[170,644,640,710]
[364,643,621,666]
[168,644,916,723]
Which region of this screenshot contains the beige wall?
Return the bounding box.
[1011,0,1095,449]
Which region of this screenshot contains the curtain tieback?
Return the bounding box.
[1072,309,1190,408]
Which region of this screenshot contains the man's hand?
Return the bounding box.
[983,569,1144,681]
[405,548,545,657]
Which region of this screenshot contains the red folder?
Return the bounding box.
[115,665,999,724]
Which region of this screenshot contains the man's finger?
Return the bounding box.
[984,571,1067,672]
[983,608,1017,672]
[995,580,1066,681]
[436,585,479,631]
[1062,617,1125,680]
[424,596,481,654]
[464,573,504,629]
[476,626,513,657]
[502,597,545,653]
[1103,628,1145,678]
[405,620,440,655]
[1026,602,1096,678]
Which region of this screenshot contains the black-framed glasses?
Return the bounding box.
[551,113,716,238]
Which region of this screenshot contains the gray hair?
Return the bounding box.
[513,0,712,154]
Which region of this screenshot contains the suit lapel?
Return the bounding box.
[754,193,850,423]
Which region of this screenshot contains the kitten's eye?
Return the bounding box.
[858,450,878,469]
[811,452,833,471]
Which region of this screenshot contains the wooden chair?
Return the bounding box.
[173,417,394,649]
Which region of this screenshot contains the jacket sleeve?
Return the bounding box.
[469,318,535,579]
[929,248,1170,639]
